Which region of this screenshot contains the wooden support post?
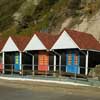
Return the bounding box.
[54,55,56,72]
[11,64,13,75]
[2,52,5,74]
[53,55,56,76]
[48,55,49,72]
[19,52,22,75]
[85,51,89,76]
[59,55,61,76]
[32,55,34,75]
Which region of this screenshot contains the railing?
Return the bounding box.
[0,64,100,81]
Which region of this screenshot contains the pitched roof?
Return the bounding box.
[0,38,7,51]
[35,32,59,49]
[65,29,100,51]
[11,35,31,51]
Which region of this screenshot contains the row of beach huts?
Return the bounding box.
[0,29,100,77]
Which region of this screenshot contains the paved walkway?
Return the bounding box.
[0,75,90,87]
[0,79,100,100]
[0,74,100,87]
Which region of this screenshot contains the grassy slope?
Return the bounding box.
[1,0,100,38]
[2,0,71,37]
[0,0,24,32]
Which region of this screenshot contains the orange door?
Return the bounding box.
[0,64,2,72]
[38,51,49,71]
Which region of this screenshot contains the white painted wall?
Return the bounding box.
[2,37,19,52]
[24,34,47,51]
[51,30,79,50]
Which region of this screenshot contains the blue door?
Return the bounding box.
[66,51,80,74]
[14,52,20,71]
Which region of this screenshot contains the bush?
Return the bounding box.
[94,65,100,76]
[89,65,100,80]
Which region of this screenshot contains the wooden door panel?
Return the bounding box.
[38,51,49,71]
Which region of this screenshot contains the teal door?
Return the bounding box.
[14,52,20,71]
[66,51,80,74]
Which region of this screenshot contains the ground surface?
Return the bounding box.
[0,79,100,100]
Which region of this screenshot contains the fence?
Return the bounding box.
[0,64,99,81]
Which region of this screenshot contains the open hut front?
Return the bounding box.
[22,52,32,74]
[25,51,38,74]
[33,52,38,71]
[24,50,100,76]
[4,51,32,74]
[85,51,100,75]
[25,51,55,75]
[4,52,21,73]
[49,53,54,72]
[88,51,100,67]
[52,49,100,76]
[5,52,14,72]
[54,49,80,75]
[79,50,100,75]
[59,50,100,75]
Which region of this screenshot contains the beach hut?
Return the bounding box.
[51,29,100,75]
[24,32,58,75]
[1,36,30,74]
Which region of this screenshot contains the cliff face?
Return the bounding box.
[0,0,100,41]
[61,10,100,41]
[56,0,100,41]
[74,11,100,41]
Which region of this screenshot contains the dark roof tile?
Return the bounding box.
[11,35,31,51]
[65,29,100,51]
[0,38,7,51]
